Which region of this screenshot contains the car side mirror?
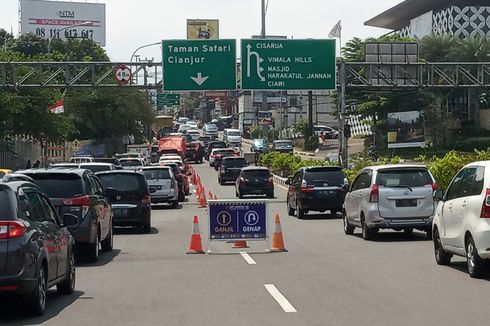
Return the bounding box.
[105,187,118,198]
[63,213,78,226]
[149,187,157,194]
[433,190,444,201]
[285,179,292,185]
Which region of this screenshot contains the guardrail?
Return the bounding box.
[272,173,288,188]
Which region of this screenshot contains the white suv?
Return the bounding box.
[432,161,490,278]
[343,164,437,240]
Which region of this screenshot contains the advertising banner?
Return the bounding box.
[20,0,106,46]
[258,111,273,125]
[208,200,268,240]
[187,19,219,40]
[387,111,425,148]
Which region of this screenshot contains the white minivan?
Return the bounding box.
[433,161,490,278]
[223,129,241,147]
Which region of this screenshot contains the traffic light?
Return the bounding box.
[344,124,351,138]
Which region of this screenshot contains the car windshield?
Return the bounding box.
[205,124,217,129]
[142,169,171,180]
[242,170,270,178]
[223,158,247,168]
[304,168,344,187]
[227,131,241,136]
[98,173,145,192]
[275,141,292,147]
[0,172,5,178]
[120,160,143,167]
[376,169,432,187]
[27,174,84,198]
[253,139,265,146]
[162,164,179,174]
[215,149,235,155]
[80,165,112,172]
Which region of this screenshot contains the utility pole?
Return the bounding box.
[339,61,347,168]
[308,91,313,149]
[260,0,269,138]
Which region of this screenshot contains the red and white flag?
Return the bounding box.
[328,20,342,38]
[48,99,64,114]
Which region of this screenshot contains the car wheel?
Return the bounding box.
[219,178,224,185]
[426,226,433,240]
[287,199,295,216]
[86,232,100,263]
[466,236,486,278]
[361,216,375,240]
[101,226,113,252]
[295,201,304,219]
[403,228,414,235]
[171,200,178,209]
[433,229,451,266]
[57,249,76,295]
[141,222,151,234]
[178,191,185,202]
[214,165,218,171]
[209,162,213,167]
[343,211,354,235]
[28,264,47,316]
[268,191,274,199]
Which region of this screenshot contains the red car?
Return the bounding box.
[161,162,190,201]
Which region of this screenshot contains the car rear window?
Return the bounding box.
[0,172,5,178]
[27,174,84,198]
[120,160,143,167]
[304,168,344,186]
[143,169,171,180]
[80,165,112,172]
[0,190,13,219]
[98,173,146,192]
[223,158,247,168]
[242,170,270,178]
[376,169,432,187]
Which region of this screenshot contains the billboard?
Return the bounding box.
[387,111,425,149]
[186,19,219,40]
[20,0,106,46]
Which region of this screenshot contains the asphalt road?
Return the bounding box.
[2,162,490,326]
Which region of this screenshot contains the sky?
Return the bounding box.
[0,0,405,62]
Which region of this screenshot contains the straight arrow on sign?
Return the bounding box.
[190,73,209,86]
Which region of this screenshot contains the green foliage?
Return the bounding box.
[259,152,335,177]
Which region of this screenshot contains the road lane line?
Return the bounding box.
[264,284,297,312]
[240,252,256,265]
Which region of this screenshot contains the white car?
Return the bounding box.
[432,161,490,278]
[186,121,198,129]
[159,155,183,164]
[178,124,192,133]
[187,130,201,141]
[343,164,437,240]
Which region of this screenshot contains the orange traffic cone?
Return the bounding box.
[199,192,207,208]
[208,190,212,197]
[213,194,218,200]
[271,214,287,252]
[187,215,204,254]
[232,240,249,248]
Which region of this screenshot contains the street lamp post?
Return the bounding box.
[47,21,91,54]
[130,42,161,63]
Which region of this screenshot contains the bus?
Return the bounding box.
[155,115,174,138]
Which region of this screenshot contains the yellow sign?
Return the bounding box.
[186,19,219,40]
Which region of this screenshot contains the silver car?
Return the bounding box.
[343,164,438,240]
[141,167,179,208]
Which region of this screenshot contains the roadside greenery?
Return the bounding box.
[259,152,334,177]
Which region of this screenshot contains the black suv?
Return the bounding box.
[205,141,227,161]
[235,167,274,198]
[96,171,152,233]
[16,169,114,262]
[286,166,348,219]
[0,180,77,315]
[218,157,248,185]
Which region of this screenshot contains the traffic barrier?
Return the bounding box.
[187,215,205,254]
[199,192,207,208]
[232,240,249,248]
[271,214,287,252]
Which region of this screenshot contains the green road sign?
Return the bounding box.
[241,39,336,90]
[157,93,180,106]
[162,39,236,91]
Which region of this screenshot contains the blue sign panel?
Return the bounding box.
[209,200,267,240]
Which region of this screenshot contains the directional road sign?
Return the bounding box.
[208,200,268,240]
[241,39,336,90]
[157,93,180,106]
[162,39,236,91]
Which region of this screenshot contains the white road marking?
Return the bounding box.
[264,284,297,312]
[240,252,256,265]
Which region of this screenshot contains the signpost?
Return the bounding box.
[114,65,131,85]
[241,39,336,90]
[162,39,236,91]
[157,93,180,106]
[208,200,268,253]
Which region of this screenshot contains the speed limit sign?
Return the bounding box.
[114,64,132,85]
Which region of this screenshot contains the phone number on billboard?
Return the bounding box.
[35,28,95,40]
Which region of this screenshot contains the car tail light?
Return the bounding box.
[0,285,19,291]
[63,195,90,217]
[300,186,315,193]
[369,184,379,203]
[220,166,226,173]
[142,195,151,205]
[239,177,245,185]
[0,221,27,240]
[481,189,490,218]
[266,177,273,185]
[431,182,439,191]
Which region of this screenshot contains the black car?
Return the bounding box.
[96,171,152,233]
[16,169,113,262]
[212,148,237,170]
[206,141,227,161]
[0,180,77,315]
[218,157,248,185]
[272,140,294,154]
[235,167,274,198]
[286,166,348,219]
[93,157,123,169]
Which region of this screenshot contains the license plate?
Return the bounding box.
[114,208,128,216]
[396,199,417,207]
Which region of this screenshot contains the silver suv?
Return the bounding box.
[343,164,438,240]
